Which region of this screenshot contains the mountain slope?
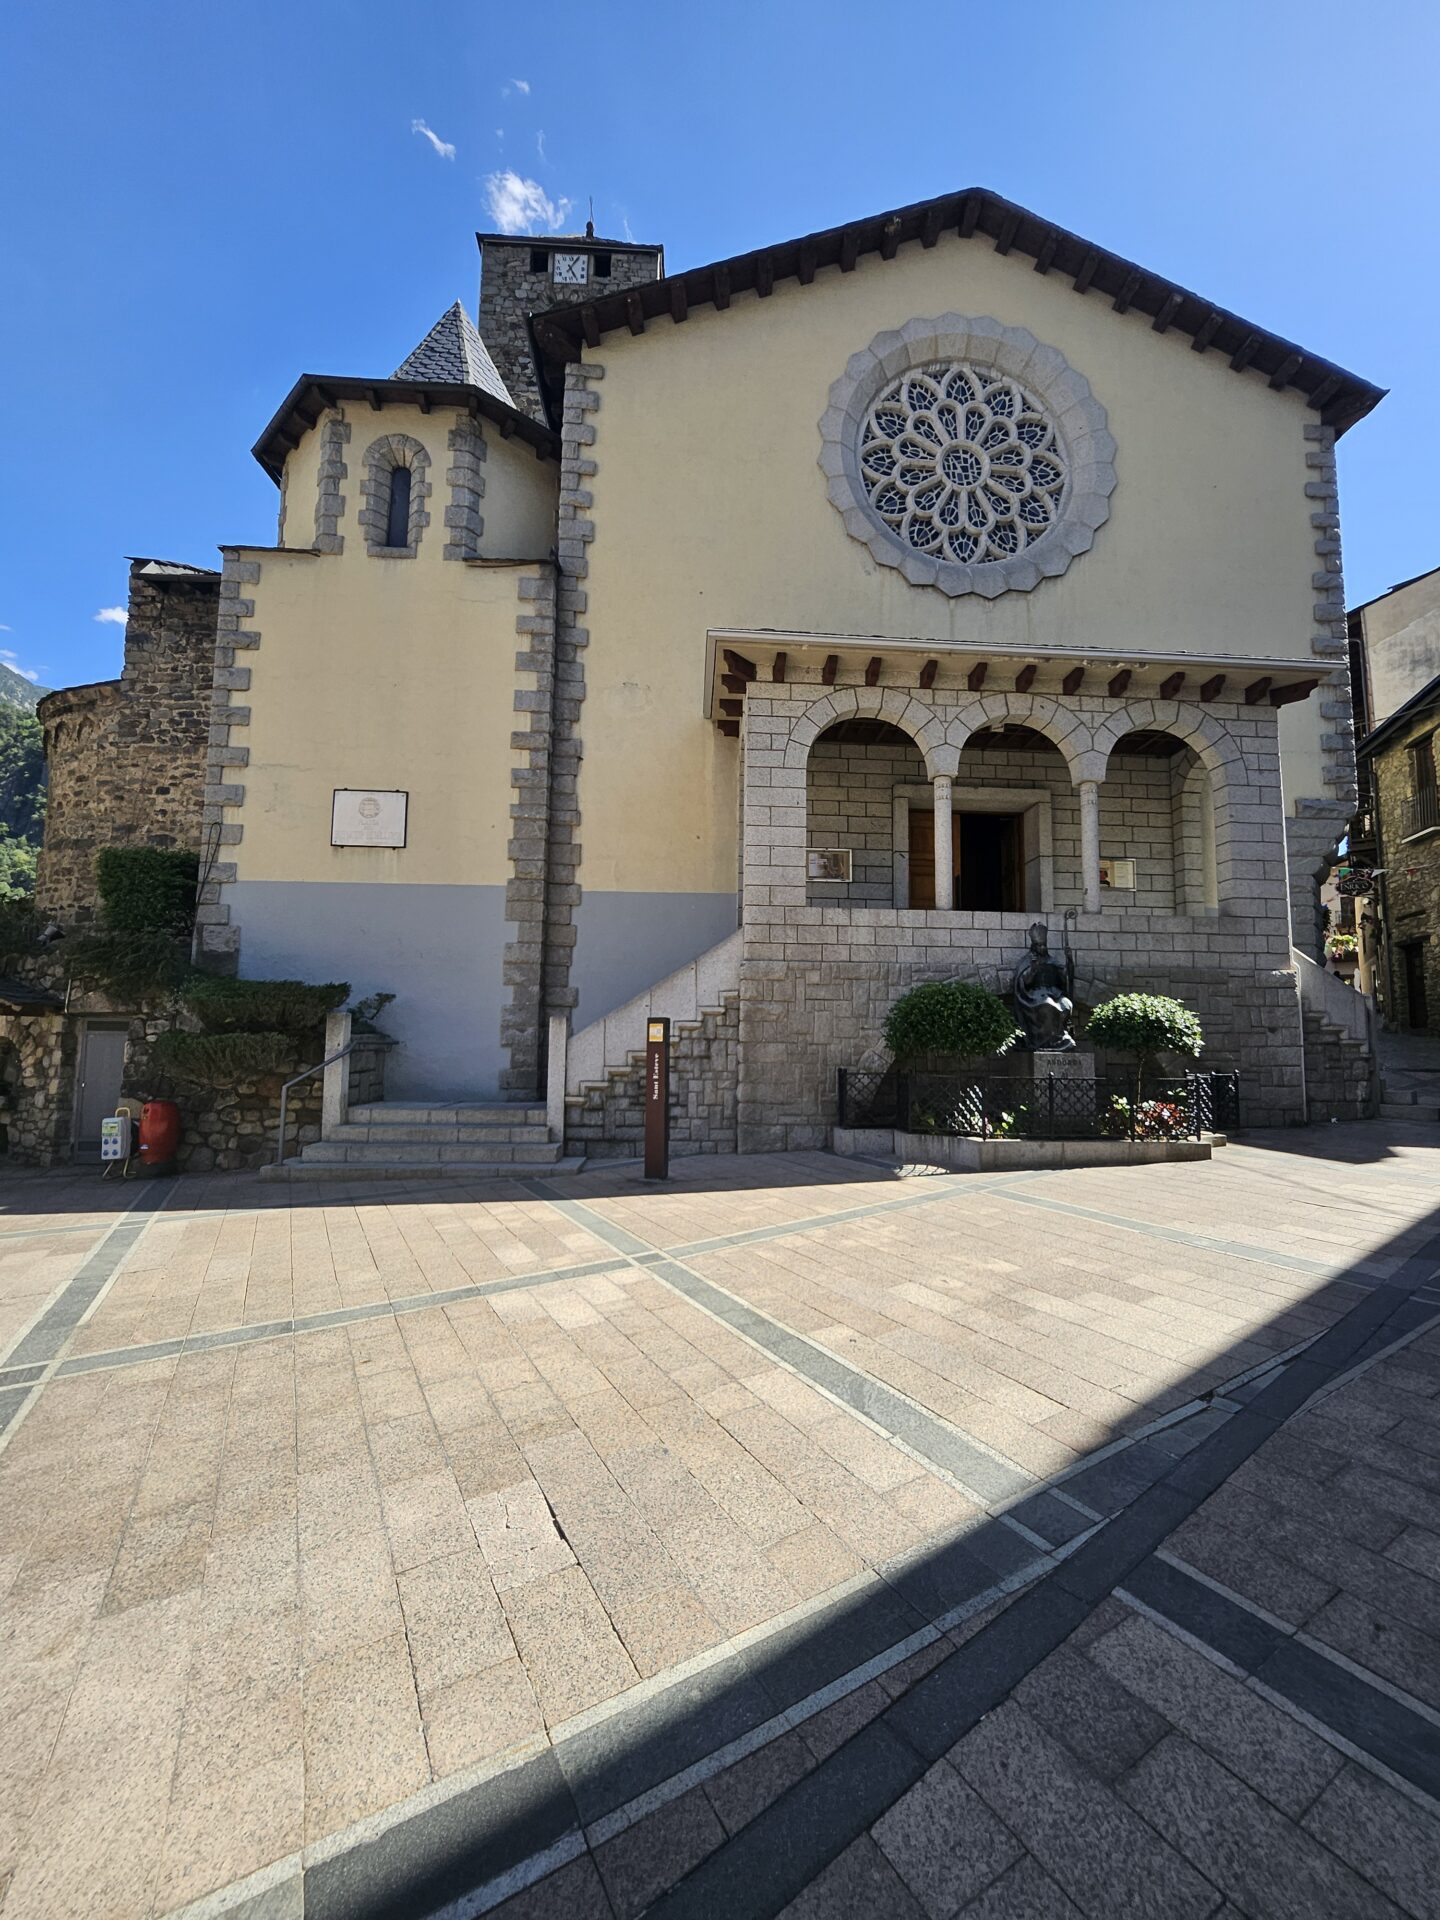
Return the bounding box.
[0,662,48,711]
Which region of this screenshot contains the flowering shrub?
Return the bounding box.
[1104,1095,1189,1141]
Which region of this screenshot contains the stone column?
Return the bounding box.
[1079,779,1102,914]
[932,775,954,911]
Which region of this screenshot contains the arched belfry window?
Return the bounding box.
[360,433,432,556]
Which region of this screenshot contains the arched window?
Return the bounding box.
[385,465,412,550]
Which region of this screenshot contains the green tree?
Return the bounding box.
[0,707,45,845]
[1086,993,1204,1106]
[0,829,37,901]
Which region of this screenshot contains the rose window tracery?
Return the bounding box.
[859,365,1067,566]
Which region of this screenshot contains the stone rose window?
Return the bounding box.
[819,315,1117,598]
[860,366,1066,566]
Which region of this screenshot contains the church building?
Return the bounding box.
[39,188,1388,1165]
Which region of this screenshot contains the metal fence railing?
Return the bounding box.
[837,1066,1240,1142]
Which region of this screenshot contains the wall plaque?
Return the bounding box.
[332,789,408,849]
[807,849,853,882]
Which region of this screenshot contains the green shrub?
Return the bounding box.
[1085,993,1204,1062]
[66,931,194,1004]
[150,1029,304,1085]
[97,848,199,933]
[883,981,1017,1061]
[180,976,349,1035]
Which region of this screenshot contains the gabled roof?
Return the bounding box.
[529,185,1385,435]
[252,374,557,482]
[1357,670,1440,759]
[392,301,514,406]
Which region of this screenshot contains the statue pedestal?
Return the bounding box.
[1022,1049,1094,1083]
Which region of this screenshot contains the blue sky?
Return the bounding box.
[1,0,1435,694]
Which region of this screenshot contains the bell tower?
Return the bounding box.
[476,220,663,421]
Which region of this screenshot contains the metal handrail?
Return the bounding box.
[274,1040,362,1167]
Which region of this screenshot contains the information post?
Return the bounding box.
[643,1016,670,1180]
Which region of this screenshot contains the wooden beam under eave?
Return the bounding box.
[1270,679,1319,707]
[721,674,748,695]
[1245,676,1273,705]
[958,195,979,238]
[755,253,775,297]
[921,205,944,249]
[625,293,645,337]
[1308,373,1342,411]
[719,719,740,737]
[1015,664,1037,694]
[797,240,818,284]
[368,389,383,410]
[879,217,901,261]
[821,654,839,685]
[722,649,757,681]
[919,659,939,689]
[581,305,601,348]
[669,280,689,324]
[713,265,732,310]
[839,231,859,273]
[1268,353,1303,392]
[1151,291,1183,334]
[1229,332,1261,372]
[994,211,1020,256]
[1062,667,1085,696]
[771,652,787,683]
[416,392,432,414]
[1033,229,1059,276]
[499,415,515,439]
[719,699,744,718]
[1159,671,1186,700]
[1199,674,1226,702]
[967,661,988,692]
[1073,250,1099,294]
[864,656,883,686]
[1108,669,1132,698]
[1191,311,1222,354]
[1112,270,1143,315]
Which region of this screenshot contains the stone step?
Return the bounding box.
[347,1103,547,1127]
[300,1138,563,1167]
[1378,1101,1440,1122]
[324,1121,552,1146]
[260,1156,586,1184]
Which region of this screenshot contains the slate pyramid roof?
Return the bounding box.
[392,301,513,406]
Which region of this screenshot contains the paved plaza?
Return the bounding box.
[1,1127,1439,1918]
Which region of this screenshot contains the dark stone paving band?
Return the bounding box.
[642,1235,1440,1920]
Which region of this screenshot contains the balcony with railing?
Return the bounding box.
[1400,786,1440,840]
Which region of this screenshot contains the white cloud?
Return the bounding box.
[506,77,530,95]
[411,118,456,161]
[0,649,39,681]
[94,606,128,626]
[483,170,572,235]
[0,623,10,632]
[0,648,15,660]
[495,127,504,142]
[622,215,635,243]
[536,129,546,161]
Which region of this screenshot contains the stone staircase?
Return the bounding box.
[274,1102,583,1181]
[1378,1080,1440,1124]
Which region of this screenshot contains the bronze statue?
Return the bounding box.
[1011,918,1076,1051]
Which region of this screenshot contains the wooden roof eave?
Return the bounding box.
[533,187,1385,435]
[701,628,1340,724]
[251,376,560,483]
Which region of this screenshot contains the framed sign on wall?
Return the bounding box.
[807,849,853,882]
[332,789,408,848]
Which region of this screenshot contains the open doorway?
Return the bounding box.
[908,809,1026,910]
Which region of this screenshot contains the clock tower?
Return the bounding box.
[476,220,664,423]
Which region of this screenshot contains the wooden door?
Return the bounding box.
[908,809,960,909]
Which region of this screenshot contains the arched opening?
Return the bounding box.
[384,464,413,550]
[805,719,925,905]
[1098,730,1217,913]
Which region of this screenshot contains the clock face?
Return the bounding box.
[552,252,589,286]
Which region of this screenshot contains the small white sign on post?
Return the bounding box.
[332,790,408,849]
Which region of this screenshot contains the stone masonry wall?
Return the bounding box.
[36,567,220,925]
[1371,721,1440,1032]
[1300,1005,1378,1123]
[565,994,739,1160]
[0,1012,77,1166]
[806,734,1195,911]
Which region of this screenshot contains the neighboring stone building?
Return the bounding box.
[34,558,218,924]
[1358,672,1440,1031]
[24,186,1388,1167]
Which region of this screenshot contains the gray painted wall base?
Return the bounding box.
[229,880,511,1100]
[571,890,738,1032]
